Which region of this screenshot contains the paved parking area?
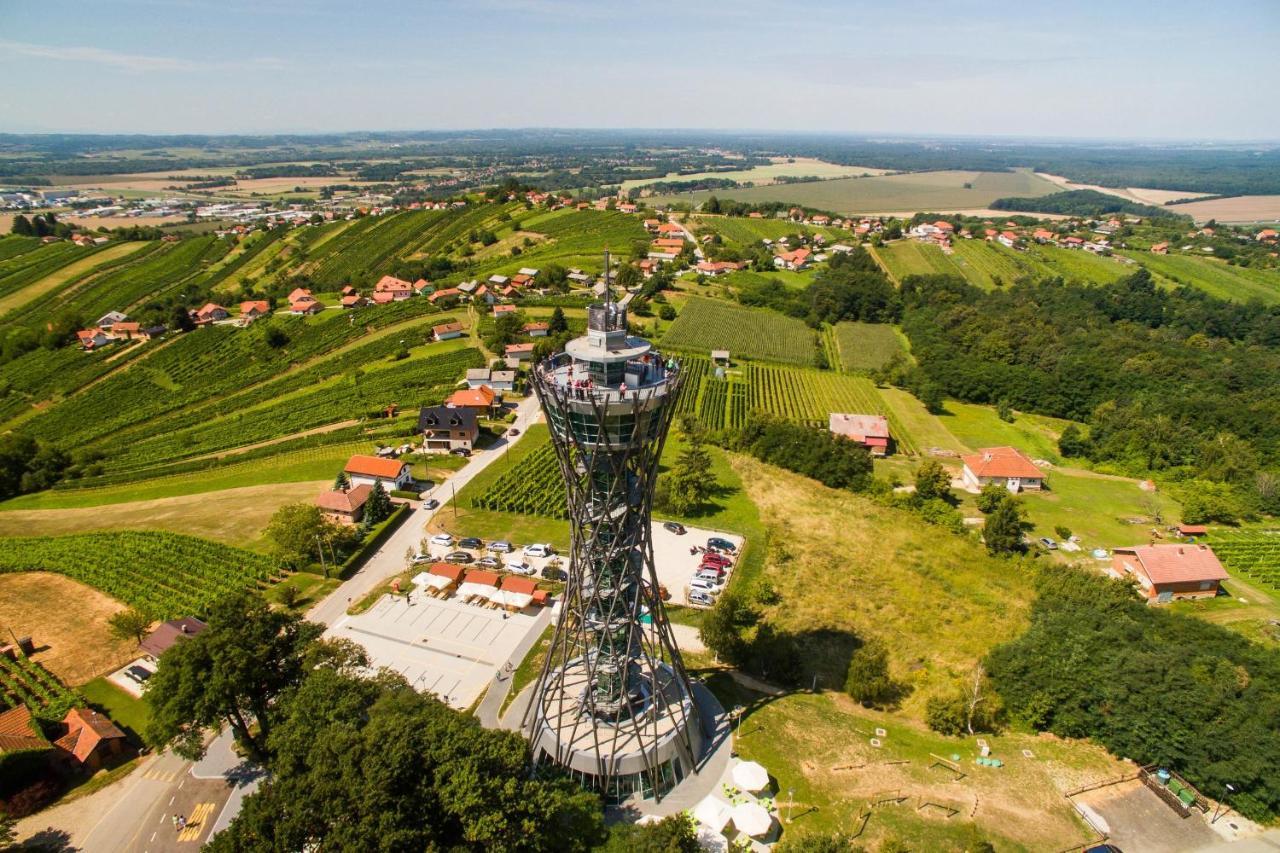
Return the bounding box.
[328,594,542,710]
[652,524,744,607]
[1074,779,1219,853]
[105,657,155,698]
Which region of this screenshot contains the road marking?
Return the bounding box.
[177,802,215,842]
[150,831,156,842]
[145,768,178,781]
[169,795,175,804]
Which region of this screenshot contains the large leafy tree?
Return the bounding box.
[207,667,605,852]
[108,609,152,644]
[145,591,323,762]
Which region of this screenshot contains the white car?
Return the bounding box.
[688,577,721,596]
[505,561,537,576]
[489,540,515,553]
[409,554,433,565]
[430,533,454,548]
[523,543,554,558]
[694,569,725,586]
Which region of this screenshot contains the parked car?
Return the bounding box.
[458,537,484,550]
[410,554,433,565]
[663,521,686,535]
[475,557,501,569]
[451,448,472,457]
[688,590,715,607]
[523,543,554,558]
[489,540,515,553]
[1039,537,1059,551]
[444,551,474,564]
[695,570,725,586]
[430,533,454,547]
[422,498,440,510]
[506,561,537,576]
[541,566,568,581]
[124,665,152,685]
[688,577,721,595]
[701,553,733,569]
[707,537,736,552]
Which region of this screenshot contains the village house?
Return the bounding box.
[510,273,534,288]
[445,384,502,417]
[1257,229,1278,242]
[140,617,207,659]
[517,267,539,278]
[774,247,812,270]
[997,231,1020,249]
[962,446,1044,492]
[290,298,323,315]
[418,404,479,453]
[828,413,891,457]
[413,278,433,296]
[488,274,510,287]
[374,275,414,300]
[427,287,462,306]
[523,321,549,337]
[1109,544,1229,604]
[504,342,536,361]
[315,484,373,524]
[96,311,128,330]
[493,304,517,317]
[194,303,229,325]
[1033,228,1056,243]
[54,708,127,772]
[239,300,271,322]
[466,368,516,391]
[344,455,413,491]
[432,321,465,341]
[643,218,661,233]
[341,294,368,308]
[287,287,316,306]
[695,261,744,276]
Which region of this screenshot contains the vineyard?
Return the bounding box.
[470,439,568,519]
[0,654,81,722]
[0,240,95,301]
[1210,531,1280,594]
[661,297,817,365]
[832,322,909,372]
[301,210,446,287]
[0,531,282,619]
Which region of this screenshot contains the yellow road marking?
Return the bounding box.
[177,802,214,842]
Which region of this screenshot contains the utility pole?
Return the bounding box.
[315,534,329,578]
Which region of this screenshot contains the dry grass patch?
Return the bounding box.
[0,572,136,685]
[731,456,1033,712]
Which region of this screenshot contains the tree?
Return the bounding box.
[844,639,898,708]
[926,666,1002,736]
[699,589,757,663]
[108,609,151,645]
[206,666,605,851]
[914,459,952,503]
[777,831,864,853]
[614,264,641,291]
[601,813,699,852]
[548,306,568,335]
[975,482,1009,513]
[10,214,33,236]
[1057,423,1089,458]
[146,591,323,762]
[333,471,350,491]
[918,382,945,414]
[665,431,715,515]
[265,503,332,569]
[984,497,1030,555]
[170,303,195,332]
[996,398,1014,422]
[363,480,393,524]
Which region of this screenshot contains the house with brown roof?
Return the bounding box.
[504,342,536,361]
[315,484,373,524]
[828,413,891,457]
[54,708,127,771]
[287,287,316,305]
[418,405,479,453]
[343,455,413,491]
[961,446,1044,492]
[428,287,462,305]
[523,322,549,337]
[341,294,368,308]
[774,247,812,270]
[433,321,465,341]
[0,705,47,758]
[493,304,517,317]
[374,275,414,300]
[445,385,501,416]
[194,303,229,325]
[239,301,271,322]
[140,617,207,658]
[290,299,323,315]
[1110,544,1229,603]
[76,329,114,350]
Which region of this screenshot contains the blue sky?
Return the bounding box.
[2,0,1277,139]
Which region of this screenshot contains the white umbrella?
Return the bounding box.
[696,825,729,852]
[732,760,770,792]
[692,794,732,832]
[731,801,773,838]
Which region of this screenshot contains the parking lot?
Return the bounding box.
[328,593,546,710]
[105,657,156,698]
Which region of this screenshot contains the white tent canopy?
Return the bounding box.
[457,582,495,602]
[411,572,452,592]
[731,802,773,838]
[696,825,729,852]
[692,794,733,833]
[732,760,770,792]
[492,590,533,610]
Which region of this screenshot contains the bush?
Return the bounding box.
[844,639,898,707]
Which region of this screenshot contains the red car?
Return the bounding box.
[697,561,726,576]
[701,553,733,569]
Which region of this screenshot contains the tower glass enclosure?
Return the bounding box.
[523,298,704,803]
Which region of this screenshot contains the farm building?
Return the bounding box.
[240,300,270,321]
[445,385,502,417]
[1109,544,1229,604]
[76,329,114,350]
[140,616,207,658]
[54,708,127,771]
[523,322,549,337]
[493,304,517,317]
[194,303,229,324]
[433,322,465,341]
[418,404,479,453]
[428,287,463,305]
[315,484,373,524]
[0,705,47,755]
[96,311,128,329]
[465,368,515,391]
[828,413,891,457]
[505,342,536,361]
[343,455,414,491]
[961,446,1044,492]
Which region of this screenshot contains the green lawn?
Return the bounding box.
[80,677,151,742]
[831,322,910,372]
[938,402,1075,462]
[1123,250,1280,305]
[871,241,964,283]
[266,572,341,611]
[875,387,967,455]
[1017,470,1181,553]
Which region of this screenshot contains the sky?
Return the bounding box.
[2,0,1278,140]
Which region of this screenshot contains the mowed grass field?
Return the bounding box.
[662,296,817,365]
[832,322,910,372]
[647,169,1059,215]
[1124,250,1280,305]
[871,241,964,283]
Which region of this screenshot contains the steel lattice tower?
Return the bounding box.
[522,273,704,803]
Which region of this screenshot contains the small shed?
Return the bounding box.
[711,349,730,366]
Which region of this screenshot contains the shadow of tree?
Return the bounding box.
[16,827,75,852]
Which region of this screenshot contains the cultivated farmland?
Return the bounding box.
[871,241,963,283]
[661,297,816,365]
[831,322,909,372]
[1124,250,1280,305]
[1212,531,1280,594]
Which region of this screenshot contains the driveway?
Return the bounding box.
[307,395,543,628]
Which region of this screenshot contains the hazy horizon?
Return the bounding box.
[3,0,1278,140]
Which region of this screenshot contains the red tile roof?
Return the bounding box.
[447,386,498,408]
[56,708,125,763]
[375,275,412,292]
[500,576,538,595]
[0,706,44,754]
[427,563,465,582]
[962,446,1043,480]
[240,300,270,315]
[140,617,207,658]
[462,570,500,587]
[433,321,464,336]
[428,288,462,303]
[315,484,372,513]
[1115,544,1228,586]
[829,413,890,442]
[343,454,408,479]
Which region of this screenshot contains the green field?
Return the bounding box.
[831,322,910,372]
[871,241,964,283]
[1211,530,1280,595]
[875,387,967,455]
[661,296,817,365]
[1124,250,1280,305]
[689,214,848,247]
[1017,470,1181,553]
[647,169,1059,215]
[938,402,1074,463]
[622,158,886,193]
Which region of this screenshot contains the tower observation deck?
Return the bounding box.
[523,289,707,803]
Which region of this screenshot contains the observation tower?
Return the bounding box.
[523,262,705,803]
